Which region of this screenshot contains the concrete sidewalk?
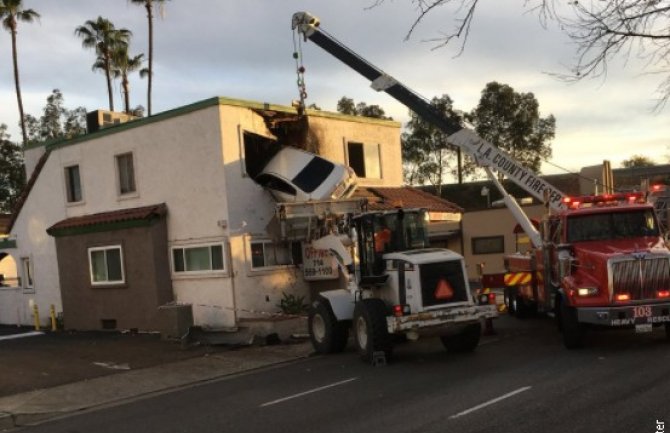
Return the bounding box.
[0,340,313,431]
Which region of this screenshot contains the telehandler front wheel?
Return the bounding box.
[353,299,393,364]
[308,298,349,354]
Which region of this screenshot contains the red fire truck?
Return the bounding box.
[503,192,670,348]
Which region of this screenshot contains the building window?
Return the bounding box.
[472,236,505,255]
[116,153,136,195]
[172,243,225,274]
[88,246,125,285]
[21,257,33,290]
[250,240,299,269]
[347,141,381,178]
[64,165,82,203]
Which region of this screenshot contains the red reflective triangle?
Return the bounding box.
[435,278,454,300]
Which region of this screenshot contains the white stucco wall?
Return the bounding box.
[1,99,405,330]
[307,114,403,187]
[0,151,67,327]
[218,105,311,322]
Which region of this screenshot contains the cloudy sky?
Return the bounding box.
[1,0,668,177]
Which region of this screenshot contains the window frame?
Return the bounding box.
[115,152,137,196]
[249,239,299,271]
[471,236,505,255]
[88,245,125,286]
[171,242,227,277]
[346,141,381,179]
[64,164,83,203]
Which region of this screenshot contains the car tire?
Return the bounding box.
[440,322,482,353]
[308,298,349,354]
[353,299,392,364]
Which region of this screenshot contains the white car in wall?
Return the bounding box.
[255,146,358,202]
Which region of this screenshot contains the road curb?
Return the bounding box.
[0,412,14,430]
[0,342,314,429]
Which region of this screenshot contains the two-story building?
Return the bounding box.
[0,96,461,332]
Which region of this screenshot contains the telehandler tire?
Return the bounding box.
[353,299,392,364]
[440,322,481,353]
[308,298,349,354]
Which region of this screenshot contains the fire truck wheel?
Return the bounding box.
[512,293,529,318]
[560,300,584,349]
[308,299,349,354]
[440,322,482,353]
[504,288,514,316]
[353,299,393,364]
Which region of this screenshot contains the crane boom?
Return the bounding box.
[292,11,566,223]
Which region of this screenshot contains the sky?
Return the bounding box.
[0,0,668,178]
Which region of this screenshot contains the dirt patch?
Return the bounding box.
[0,326,230,397]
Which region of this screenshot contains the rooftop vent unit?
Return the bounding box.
[86,110,139,133]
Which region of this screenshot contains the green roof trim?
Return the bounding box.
[0,238,17,250]
[39,96,399,152]
[47,217,159,238]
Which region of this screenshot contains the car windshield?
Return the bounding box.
[566,209,659,242]
[291,156,335,193]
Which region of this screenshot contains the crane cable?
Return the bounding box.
[292,28,308,115]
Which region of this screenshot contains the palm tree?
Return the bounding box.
[130,0,168,116]
[110,44,147,114]
[0,0,40,147]
[75,17,131,112]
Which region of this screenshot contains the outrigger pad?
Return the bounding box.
[372,351,387,367]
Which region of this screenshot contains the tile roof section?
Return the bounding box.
[354,187,463,213]
[47,204,167,234]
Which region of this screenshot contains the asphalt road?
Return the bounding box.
[15,316,670,433]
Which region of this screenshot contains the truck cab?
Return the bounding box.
[506,192,670,347]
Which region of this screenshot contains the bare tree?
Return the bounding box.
[371,0,670,107]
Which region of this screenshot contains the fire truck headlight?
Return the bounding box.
[577,287,598,297]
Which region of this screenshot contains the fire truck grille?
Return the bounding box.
[610,257,670,301]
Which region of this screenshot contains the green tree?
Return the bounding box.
[110,44,147,114]
[622,155,655,168]
[0,0,40,147]
[471,82,555,175]
[75,17,131,112]
[0,124,25,212]
[337,97,356,115]
[130,0,169,116]
[402,94,466,194]
[23,89,87,143]
[336,96,392,119]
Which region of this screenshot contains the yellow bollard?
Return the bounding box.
[33,303,40,331]
[50,304,57,331]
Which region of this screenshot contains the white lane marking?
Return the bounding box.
[260,377,358,408]
[449,386,532,419]
[0,331,43,341]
